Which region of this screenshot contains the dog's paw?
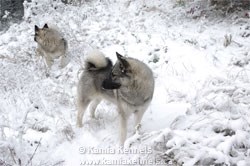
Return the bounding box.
[90,114,97,120]
[84,119,102,131]
[134,123,142,135]
[77,122,83,128]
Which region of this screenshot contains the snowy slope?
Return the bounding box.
[0,0,250,165]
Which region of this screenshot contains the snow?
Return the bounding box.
[1,0,250,165]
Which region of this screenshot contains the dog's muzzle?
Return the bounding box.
[102,79,121,90]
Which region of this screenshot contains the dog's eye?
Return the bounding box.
[120,64,123,70]
[119,64,125,73]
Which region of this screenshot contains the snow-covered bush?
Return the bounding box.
[61,0,93,5]
[210,0,250,10]
[0,0,24,31]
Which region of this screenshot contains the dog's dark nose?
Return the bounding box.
[34,36,37,42]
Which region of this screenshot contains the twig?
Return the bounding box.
[0,54,16,63]
[9,147,17,164]
[53,160,65,166]
[224,34,232,47]
[18,108,32,143]
[25,138,42,166]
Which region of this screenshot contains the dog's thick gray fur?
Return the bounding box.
[34,24,68,68]
[77,50,155,145]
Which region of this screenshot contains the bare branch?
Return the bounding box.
[25,138,42,166]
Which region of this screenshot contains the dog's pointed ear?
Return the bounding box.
[43,23,49,29]
[116,52,129,69]
[35,25,39,32]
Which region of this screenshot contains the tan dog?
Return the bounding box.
[34,24,68,68]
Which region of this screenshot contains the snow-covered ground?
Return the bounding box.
[0,0,250,165]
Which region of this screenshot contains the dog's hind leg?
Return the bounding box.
[89,99,101,119]
[77,99,91,128]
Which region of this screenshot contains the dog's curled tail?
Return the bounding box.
[85,50,112,71]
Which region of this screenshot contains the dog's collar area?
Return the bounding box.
[119,94,151,107]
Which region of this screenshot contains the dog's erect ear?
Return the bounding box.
[116,52,125,61]
[116,52,129,69]
[35,25,39,32]
[43,23,49,29]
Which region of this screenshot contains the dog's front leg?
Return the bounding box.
[36,46,44,57]
[134,108,146,131]
[44,55,53,69]
[115,90,127,146]
[60,55,68,68]
[119,110,127,146]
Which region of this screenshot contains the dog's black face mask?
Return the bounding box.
[102,77,121,90]
[102,52,129,90]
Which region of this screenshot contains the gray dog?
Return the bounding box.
[77,50,155,145]
[34,24,68,68]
